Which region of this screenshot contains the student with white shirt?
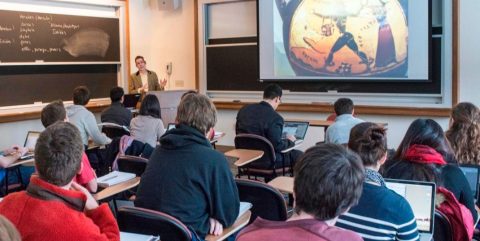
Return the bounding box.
[128,56,167,94]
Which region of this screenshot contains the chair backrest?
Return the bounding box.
[234,134,276,169]
[433,210,453,241]
[117,206,192,241]
[235,179,288,224]
[117,155,148,176]
[101,123,130,139]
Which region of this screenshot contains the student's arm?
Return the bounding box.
[266,116,293,152]
[447,166,478,223]
[84,112,111,145]
[0,146,27,168]
[71,183,120,241]
[210,156,240,228]
[156,120,166,141]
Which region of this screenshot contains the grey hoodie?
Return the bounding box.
[66,105,111,146]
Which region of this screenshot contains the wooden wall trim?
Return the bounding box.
[194,0,199,90]
[214,101,451,117]
[452,0,459,104]
[126,0,131,82]
[0,101,110,124]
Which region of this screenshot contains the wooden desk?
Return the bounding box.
[120,232,158,241]
[225,149,264,167]
[287,119,333,128]
[205,211,251,241]
[8,158,35,168]
[268,176,294,194]
[94,177,141,201]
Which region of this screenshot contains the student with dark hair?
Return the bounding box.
[66,86,111,146]
[384,118,477,227]
[0,122,119,241]
[336,122,419,241]
[41,100,97,193]
[236,144,364,241]
[325,98,363,144]
[135,93,239,240]
[446,102,480,165]
[129,94,165,148]
[236,84,302,168]
[128,55,166,94]
[101,86,132,126]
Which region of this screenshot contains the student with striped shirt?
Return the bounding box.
[336,122,419,241]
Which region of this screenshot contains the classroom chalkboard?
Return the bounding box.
[0,9,120,63]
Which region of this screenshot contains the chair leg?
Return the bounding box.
[4,169,8,195]
[16,167,24,189]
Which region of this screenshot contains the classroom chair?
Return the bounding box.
[234,134,291,182]
[117,155,148,177]
[100,122,130,139]
[117,206,193,241]
[236,178,288,224]
[433,210,453,241]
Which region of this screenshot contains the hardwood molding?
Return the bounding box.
[214,101,451,117]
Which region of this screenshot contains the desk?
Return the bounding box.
[225,149,264,167]
[287,119,333,128]
[268,176,294,194]
[205,210,251,241]
[94,177,141,201]
[4,158,35,194]
[281,142,303,153]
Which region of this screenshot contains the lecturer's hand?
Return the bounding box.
[160,78,167,88]
[209,218,223,236]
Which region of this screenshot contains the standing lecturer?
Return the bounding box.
[129,55,167,94]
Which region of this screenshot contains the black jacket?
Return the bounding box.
[100,102,132,126]
[135,125,239,238]
[236,101,293,154]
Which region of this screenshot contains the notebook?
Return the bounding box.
[238,201,252,219]
[123,94,141,109]
[120,232,159,241]
[97,171,136,188]
[385,179,436,241]
[459,164,480,199]
[282,121,309,144]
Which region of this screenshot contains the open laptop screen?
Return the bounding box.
[459,165,479,199]
[167,123,176,131]
[123,94,141,109]
[283,121,309,140]
[385,179,435,233]
[24,131,40,152]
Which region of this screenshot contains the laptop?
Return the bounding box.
[21,131,40,160]
[167,123,176,131]
[459,164,480,200]
[123,94,141,109]
[282,121,309,144]
[385,179,436,241]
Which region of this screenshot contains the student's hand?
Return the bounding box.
[286,134,296,142]
[4,145,21,155]
[208,218,223,236]
[71,182,99,211]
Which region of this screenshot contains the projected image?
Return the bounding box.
[274,0,408,78]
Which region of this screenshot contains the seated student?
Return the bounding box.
[336,122,419,241]
[0,214,21,241]
[129,94,165,148]
[0,122,119,241]
[0,145,34,186]
[135,93,239,240]
[101,86,133,127]
[66,86,111,146]
[41,100,97,193]
[384,118,477,224]
[236,144,364,241]
[236,84,302,167]
[325,98,364,144]
[446,102,480,165]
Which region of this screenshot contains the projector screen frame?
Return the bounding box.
[257,0,433,83]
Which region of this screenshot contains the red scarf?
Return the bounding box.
[404,144,447,166]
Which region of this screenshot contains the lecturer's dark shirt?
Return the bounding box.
[236,101,293,156]
[100,102,132,127]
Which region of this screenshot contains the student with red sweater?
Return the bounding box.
[0,122,119,241]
